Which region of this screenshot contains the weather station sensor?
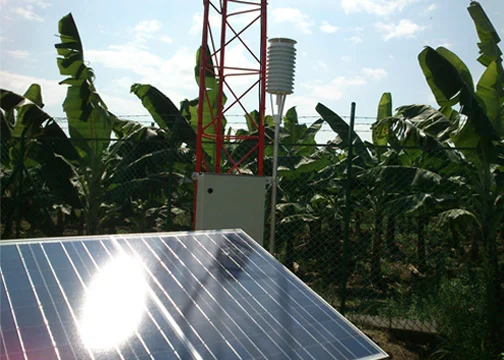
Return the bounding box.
[266,37,297,255]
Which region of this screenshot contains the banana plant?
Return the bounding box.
[0,86,82,237]
[104,116,195,231]
[268,107,334,266]
[316,98,404,285]
[55,13,116,234]
[374,2,503,353]
[129,84,200,228]
[182,46,227,169]
[130,84,197,149]
[417,2,503,353]
[54,14,191,235]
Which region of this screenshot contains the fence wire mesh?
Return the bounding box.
[1,136,503,353]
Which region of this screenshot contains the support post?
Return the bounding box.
[340,102,356,315]
[269,95,286,255]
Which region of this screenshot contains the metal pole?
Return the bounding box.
[15,134,25,238]
[257,0,267,176]
[340,102,356,315]
[269,95,286,255]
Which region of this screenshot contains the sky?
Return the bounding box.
[1,0,503,143]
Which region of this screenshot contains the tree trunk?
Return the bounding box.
[371,211,383,285]
[470,229,479,262]
[309,218,322,258]
[329,215,343,279]
[385,214,396,254]
[2,216,13,239]
[284,224,295,272]
[86,169,102,235]
[449,222,463,256]
[355,211,362,243]
[57,208,64,235]
[417,215,427,271]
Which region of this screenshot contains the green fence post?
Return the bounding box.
[14,134,25,238]
[340,102,356,315]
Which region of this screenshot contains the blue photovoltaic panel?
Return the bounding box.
[0,230,388,360]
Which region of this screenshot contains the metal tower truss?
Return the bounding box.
[196,0,267,175]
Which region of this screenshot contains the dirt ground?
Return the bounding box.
[363,327,435,359]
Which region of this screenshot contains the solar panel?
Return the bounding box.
[0,229,388,360]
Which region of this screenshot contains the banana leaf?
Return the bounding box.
[316,103,373,166]
[55,13,112,159]
[130,84,196,148]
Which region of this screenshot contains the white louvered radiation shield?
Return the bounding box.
[266,38,297,95]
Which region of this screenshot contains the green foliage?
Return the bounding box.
[130,84,196,148]
[0,87,51,140]
[316,102,373,165]
[372,92,392,148]
[55,13,112,160]
[467,1,502,68]
[180,46,228,167]
[431,273,494,360]
[1,8,503,360]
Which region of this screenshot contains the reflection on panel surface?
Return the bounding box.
[0,230,388,360]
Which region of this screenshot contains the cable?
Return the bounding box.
[52,114,378,120]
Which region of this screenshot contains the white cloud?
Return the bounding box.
[133,20,162,42]
[101,93,148,117]
[0,71,66,111]
[7,50,31,60]
[303,76,367,101]
[160,36,173,44]
[280,95,319,118]
[424,3,437,13]
[341,0,416,16]
[219,45,262,95]
[111,77,135,90]
[319,21,339,33]
[346,36,362,44]
[86,44,196,105]
[14,5,43,21]
[135,20,161,34]
[129,20,174,46]
[313,60,327,71]
[272,8,313,34]
[189,7,259,37]
[362,67,388,80]
[190,12,221,35]
[303,82,343,101]
[26,0,51,9]
[334,76,367,86]
[341,55,351,63]
[376,19,425,40]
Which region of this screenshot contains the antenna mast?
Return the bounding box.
[196,0,267,175]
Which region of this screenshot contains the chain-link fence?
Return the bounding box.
[1,135,503,356]
[1,136,195,239]
[270,142,504,358]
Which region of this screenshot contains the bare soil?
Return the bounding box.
[363,327,436,360]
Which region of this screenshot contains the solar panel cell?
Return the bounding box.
[0,230,388,360]
[1,328,23,355]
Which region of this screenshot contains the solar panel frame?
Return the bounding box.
[0,229,388,360]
